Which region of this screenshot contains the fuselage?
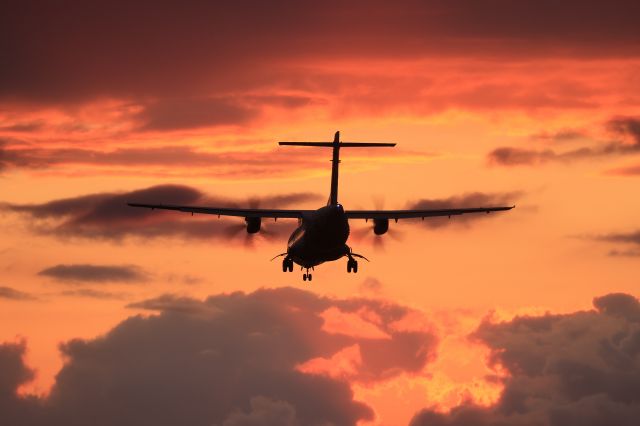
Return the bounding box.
[287,204,350,268]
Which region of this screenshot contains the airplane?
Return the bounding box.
[129,131,514,281]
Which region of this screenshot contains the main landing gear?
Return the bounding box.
[347,257,358,273]
[345,246,368,274]
[281,257,294,272]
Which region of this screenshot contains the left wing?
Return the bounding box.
[127,203,311,219]
[345,205,514,220]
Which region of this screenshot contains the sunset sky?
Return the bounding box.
[1,1,640,425]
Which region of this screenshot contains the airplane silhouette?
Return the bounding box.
[129,131,514,281]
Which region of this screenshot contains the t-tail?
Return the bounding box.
[279,131,395,206]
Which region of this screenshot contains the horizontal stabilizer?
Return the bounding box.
[279,131,394,206]
[279,142,334,147]
[279,142,395,147]
[338,142,395,147]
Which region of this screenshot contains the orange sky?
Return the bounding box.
[1,2,640,425]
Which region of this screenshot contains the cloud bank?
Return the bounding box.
[38,264,148,284]
[407,191,521,228]
[0,286,37,301]
[488,117,640,167]
[2,185,320,241]
[411,292,640,426]
[3,1,640,105]
[0,287,436,426]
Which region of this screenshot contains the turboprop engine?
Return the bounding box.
[245,217,261,234]
[373,218,389,235]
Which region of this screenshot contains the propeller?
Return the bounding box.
[350,196,403,251]
[219,197,280,249]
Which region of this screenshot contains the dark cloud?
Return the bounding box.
[132,95,314,131]
[0,144,248,170]
[0,341,34,395]
[591,230,640,257]
[0,342,41,425]
[531,130,586,143]
[607,116,640,145]
[0,143,342,177]
[598,231,640,245]
[38,264,148,284]
[0,120,45,133]
[59,289,127,300]
[221,396,298,426]
[444,82,598,111]
[407,192,520,228]
[135,97,258,131]
[605,163,640,176]
[2,1,640,105]
[127,294,210,314]
[165,274,204,286]
[0,286,37,301]
[1,287,437,425]
[593,293,640,321]
[3,184,201,224]
[488,117,640,166]
[2,184,320,242]
[597,231,640,246]
[608,249,640,257]
[488,143,640,166]
[359,277,383,294]
[487,146,558,166]
[411,292,640,426]
[0,139,23,171]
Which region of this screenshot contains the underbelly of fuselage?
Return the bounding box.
[286,204,350,267]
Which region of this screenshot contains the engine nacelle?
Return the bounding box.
[373,218,389,235]
[245,217,261,234]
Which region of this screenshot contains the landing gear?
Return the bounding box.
[282,257,294,272]
[347,258,358,273]
[302,267,313,281]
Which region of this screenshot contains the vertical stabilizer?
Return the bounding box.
[278,131,395,207]
[329,131,341,205]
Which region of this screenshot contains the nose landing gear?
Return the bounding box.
[302,267,313,281]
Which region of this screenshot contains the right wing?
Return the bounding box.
[345,205,514,220]
[127,203,311,219]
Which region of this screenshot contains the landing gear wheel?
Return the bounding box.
[347,262,352,273]
[288,260,294,272]
[308,273,312,281]
[303,274,307,281]
[353,261,358,273]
